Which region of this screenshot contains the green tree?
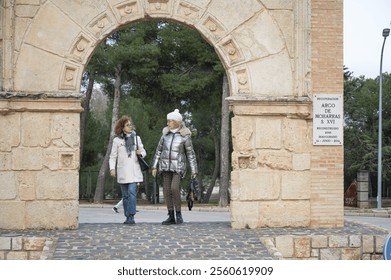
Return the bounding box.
[344,68,391,195]
[82,20,227,204]
[88,25,161,203]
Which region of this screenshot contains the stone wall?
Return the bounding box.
[0,235,54,260]
[0,97,82,229]
[1,233,386,260]
[264,234,386,260]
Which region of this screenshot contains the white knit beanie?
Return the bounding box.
[167,109,183,122]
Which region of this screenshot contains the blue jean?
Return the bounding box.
[120,183,137,217]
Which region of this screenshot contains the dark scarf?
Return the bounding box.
[121,132,135,157]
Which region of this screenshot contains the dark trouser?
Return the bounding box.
[162,172,182,212]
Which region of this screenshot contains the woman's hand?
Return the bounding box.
[110,169,116,177]
[152,168,157,177]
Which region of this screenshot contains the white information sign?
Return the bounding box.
[313,94,343,145]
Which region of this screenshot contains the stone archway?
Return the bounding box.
[0,0,344,230]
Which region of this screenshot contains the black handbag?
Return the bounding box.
[137,155,149,171]
[135,132,149,171]
[186,178,199,210]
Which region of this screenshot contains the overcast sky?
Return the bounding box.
[344,0,391,78]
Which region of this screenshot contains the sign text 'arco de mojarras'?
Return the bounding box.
[313,94,343,145]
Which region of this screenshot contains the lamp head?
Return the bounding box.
[383,28,390,38]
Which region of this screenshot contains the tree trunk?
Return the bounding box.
[203,128,220,203]
[219,74,230,207]
[94,65,122,203]
[80,72,95,164]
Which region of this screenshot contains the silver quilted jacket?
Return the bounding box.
[152,125,198,177]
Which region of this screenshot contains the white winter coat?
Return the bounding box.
[109,134,146,184]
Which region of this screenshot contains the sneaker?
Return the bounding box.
[112,207,119,213]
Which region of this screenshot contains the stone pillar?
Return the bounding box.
[357,170,369,209]
[228,97,314,229]
[0,95,82,229]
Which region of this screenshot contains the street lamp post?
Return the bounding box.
[377,28,390,209]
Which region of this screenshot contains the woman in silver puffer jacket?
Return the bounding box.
[152,109,198,225]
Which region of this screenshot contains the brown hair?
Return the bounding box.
[114,115,133,136]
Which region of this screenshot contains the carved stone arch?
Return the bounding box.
[1,0,344,230]
[13,0,294,99]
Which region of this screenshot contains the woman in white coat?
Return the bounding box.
[109,115,146,224]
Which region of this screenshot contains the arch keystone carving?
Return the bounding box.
[221,38,244,65]
[113,1,142,23]
[146,0,173,15]
[199,15,226,42]
[69,33,94,63]
[87,13,116,39]
[175,1,203,24]
[234,68,251,95]
[59,63,80,90]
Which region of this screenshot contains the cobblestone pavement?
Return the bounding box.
[1,206,390,260]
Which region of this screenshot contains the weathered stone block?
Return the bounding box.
[255,118,282,149]
[0,152,12,170]
[246,53,292,96]
[362,235,374,253]
[0,171,17,199]
[292,153,311,170]
[36,171,78,200]
[0,237,11,250]
[28,251,42,260]
[341,248,361,260]
[311,248,319,258]
[6,251,28,260]
[281,171,310,199]
[311,235,328,248]
[294,236,311,258]
[319,248,341,260]
[23,237,46,251]
[43,148,79,171]
[329,236,348,248]
[275,236,294,258]
[17,171,36,201]
[231,170,280,201]
[15,4,39,17]
[259,200,310,227]
[230,200,259,229]
[21,112,51,147]
[12,147,43,170]
[375,235,386,253]
[51,114,80,148]
[12,237,23,250]
[207,0,263,34]
[0,113,20,152]
[258,150,292,170]
[24,3,82,55]
[283,119,311,152]
[349,235,362,248]
[0,201,26,229]
[231,117,254,151]
[25,200,78,229]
